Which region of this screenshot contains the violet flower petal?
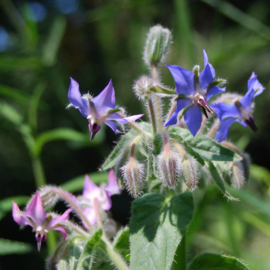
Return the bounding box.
[165,65,195,95]
[104,120,122,134]
[202,49,215,78]
[25,191,47,226]
[83,175,101,198]
[91,79,115,116]
[211,103,239,120]
[164,98,192,126]
[105,169,120,196]
[199,63,215,90]
[51,225,67,240]
[48,209,72,229]
[240,89,255,109]
[184,104,202,136]
[215,118,237,142]
[248,72,264,98]
[12,201,29,226]
[205,86,225,101]
[68,78,91,116]
[83,208,97,228]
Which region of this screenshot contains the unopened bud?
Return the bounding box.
[192,65,200,81]
[133,76,156,100]
[144,25,172,66]
[121,159,144,198]
[181,157,198,191]
[121,144,144,197]
[158,150,179,189]
[208,78,227,88]
[231,162,245,189]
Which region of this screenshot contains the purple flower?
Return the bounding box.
[12,191,72,251]
[165,49,225,136]
[68,78,143,140]
[212,72,264,142]
[79,169,120,229]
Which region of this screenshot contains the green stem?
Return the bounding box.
[173,230,186,270]
[151,65,163,132]
[50,187,95,232]
[32,156,46,187]
[148,99,157,135]
[63,220,89,238]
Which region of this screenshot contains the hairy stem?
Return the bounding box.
[151,65,163,132]
[50,187,95,231]
[148,98,157,135]
[32,157,46,187]
[63,220,89,237]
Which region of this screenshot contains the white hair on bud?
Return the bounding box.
[231,162,245,189]
[121,160,145,198]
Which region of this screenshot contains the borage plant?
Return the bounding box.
[13,25,264,270]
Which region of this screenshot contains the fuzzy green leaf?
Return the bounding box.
[188,253,249,270]
[207,161,238,201]
[113,227,130,262]
[169,127,242,162]
[101,122,151,170]
[76,229,103,270]
[130,193,194,270]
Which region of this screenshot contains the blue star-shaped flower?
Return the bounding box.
[165,49,225,136]
[212,72,264,142]
[68,78,143,140]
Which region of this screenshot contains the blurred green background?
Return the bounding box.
[0,0,270,269]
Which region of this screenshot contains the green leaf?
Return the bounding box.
[130,192,194,270]
[0,196,29,220]
[76,229,103,270]
[101,122,151,170]
[169,132,204,165]
[0,238,33,255]
[0,56,42,71]
[28,82,46,131]
[57,237,84,270]
[61,172,108,193]
[42,16,66,66]
[188,253,249,270]
[169,127,242,161]
[34,128,101,156]
[207,161,238,201]
[113,227,130,262]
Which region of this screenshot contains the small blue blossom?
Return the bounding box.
[212,72,264,142]
[68,78,143,140]
[164,49,225,136]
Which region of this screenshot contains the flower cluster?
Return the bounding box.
[12,170,120,251]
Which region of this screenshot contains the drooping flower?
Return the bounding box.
[68,78,143,140]
[12,191,72,251]
[212,72,264,142]
[164,49,225,136]
[78,169,120,228]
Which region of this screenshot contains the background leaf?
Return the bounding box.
[188,252,249,270]
[0,238,34,255]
